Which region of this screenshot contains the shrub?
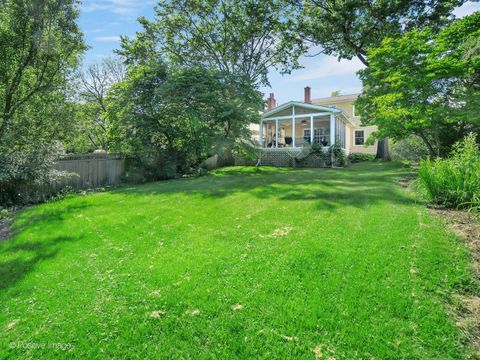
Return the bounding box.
[348,153,375,163]
[293,144,327,167]
[232,139,262,167]
[391,136,430,161]
[0,208,9,220]
[293,143,345,167]
[328,143,346,167]
[0,143,67,206]
[122,155,179,183]
[418,133,480,210]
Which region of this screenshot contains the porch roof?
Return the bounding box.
[262,101,341,119]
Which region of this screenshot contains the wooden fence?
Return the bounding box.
[52,153,125,191]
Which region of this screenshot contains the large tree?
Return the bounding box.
[295,0,466,159]
[0,0,85,130]
[121,0,304,86]
[356,12,480,157]
[72,57,125,151]
[109,42,262,178]
[0,0,85,204]
[296,0,465,66]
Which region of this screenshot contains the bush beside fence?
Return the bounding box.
[1,154,126,206]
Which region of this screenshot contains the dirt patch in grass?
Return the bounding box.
[5,319,19,332]
[148,310,166,319]
[313,344,336,360]
[432,209,480,272]
[431,208,480,355]
[0,218,12,242]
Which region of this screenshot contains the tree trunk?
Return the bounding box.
[417,131,437,157]
[375,138,391,161]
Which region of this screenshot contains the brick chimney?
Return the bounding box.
[304,86,311,103]
[267,93,276,110]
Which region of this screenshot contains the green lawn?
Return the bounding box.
[0,162,475,359]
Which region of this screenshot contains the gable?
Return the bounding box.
[262,101,340,119]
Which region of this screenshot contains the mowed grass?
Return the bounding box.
[0,162,475,359]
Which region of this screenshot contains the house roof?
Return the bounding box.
[262,101,341,118]
[312,93,360,104]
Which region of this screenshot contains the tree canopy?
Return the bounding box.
[294,0,466,160]
[108,49,262,179]
[0,0,85,126]
[296,0,466,66]
[356,12,480,157]
[68,57,126,152]
[0,0,85,204]
[120,0,303,86]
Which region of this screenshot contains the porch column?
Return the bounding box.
[292,106,296,148]
[275,119,279,148]
[259,121,263,147]
[310,115,314,144]
[330,113,335,146]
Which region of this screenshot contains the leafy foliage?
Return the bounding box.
[231,138,262,166]
[0,208,8,220]
[123,0,303,86]
[109,0,291,180]
[296,0,465,160]
[348,153,375,163]
[357,12,480,157]
[418,133,480,210]
[296,0,464,66]
[108,61,262,181]
[69,58,125,152]
[0,0,85,205]
[0,0,85,122]
[0,143,66,205]
[293,143,346,167]
[328,142,346,167]
[390,136,430,161]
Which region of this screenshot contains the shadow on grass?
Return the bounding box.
[10,202,91,234]
[117,162,414,211]
[0,203,89,292]
[0,235,83,291]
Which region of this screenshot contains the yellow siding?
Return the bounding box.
[349,125,377,154]
[312,99,361,126]
[313,98,377,155]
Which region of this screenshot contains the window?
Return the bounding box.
[303,129,311,144]
[352,104,357,117]
[314,128,329,146]
[354,130,365,145]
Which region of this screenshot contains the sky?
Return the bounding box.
[79,0,480,104]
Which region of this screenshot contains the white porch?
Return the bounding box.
[260,101,348,149]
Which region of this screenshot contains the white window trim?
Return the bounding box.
[352,104,356,117]
[354,129,365,146]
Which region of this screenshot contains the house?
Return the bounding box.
[257,87,377,155]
